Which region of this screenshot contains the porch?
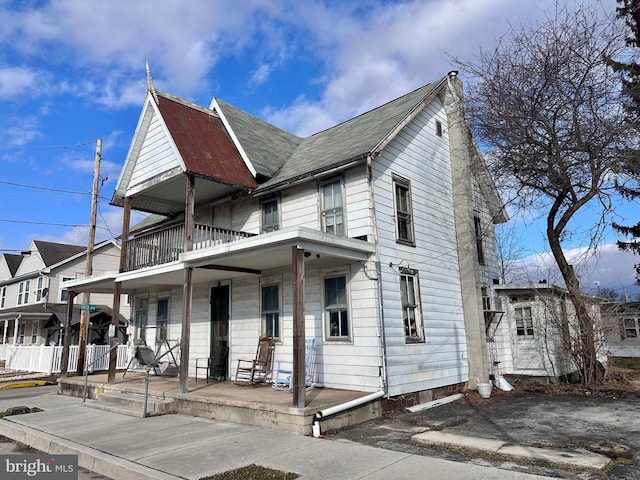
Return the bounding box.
[58,372,384,436]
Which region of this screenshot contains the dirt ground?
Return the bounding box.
[326,359,640,480]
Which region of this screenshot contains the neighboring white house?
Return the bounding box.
[602,301,640,358]
[0,240,130,349]
[66,71,507,402]
[489,283,603,380]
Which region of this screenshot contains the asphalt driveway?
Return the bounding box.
[326,388,640,480]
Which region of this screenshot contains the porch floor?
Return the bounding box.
[58,372,383,436]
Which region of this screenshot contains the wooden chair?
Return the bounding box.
[272,338,316,391]
[235,337,274,384]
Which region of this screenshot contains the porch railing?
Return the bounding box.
[4,344,129,374]
[124,223,256,271]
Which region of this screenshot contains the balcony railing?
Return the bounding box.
[124,223,257,272]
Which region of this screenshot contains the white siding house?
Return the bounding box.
[67,72,507,405]
[0,240,130,349]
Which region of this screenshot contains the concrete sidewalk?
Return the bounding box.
[0,392,558,480]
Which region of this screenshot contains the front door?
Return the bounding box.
[210,285,230,379]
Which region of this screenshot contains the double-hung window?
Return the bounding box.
[60,277,74,302]
[324,274,349,340]
[393,176,414,245]
[136,298,149,341]
[35,277,45,302]
[622,318,639,339]
[261,284,280,340]
[17,280,30,305]
[0,286,6,309]
[17,323,25,344]
[515,307,534,337]
[321,179,344,235]
[31,322,39,344]
[474,214,485,265]
[156,298,169,343]
[400,268,424,342]
[261,198,280,233]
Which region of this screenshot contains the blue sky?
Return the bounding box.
[1,0,636,297]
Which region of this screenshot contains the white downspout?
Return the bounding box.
[312,390,385,438]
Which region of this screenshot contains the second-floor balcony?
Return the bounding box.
[124,223,257,272]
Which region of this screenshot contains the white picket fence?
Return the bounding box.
[2,344,130,374]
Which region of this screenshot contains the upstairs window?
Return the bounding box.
[393,176,414,245]
[261,284,280,340]
[261,198,280,233]
[400,268,424,343]
[0,286,6,309]
[35,276,45,302]
[324,274,349,340]
[17,280,30,305]
[515,307,534,337]
[60,276,74,302]
[474,214,485,265]
[321,179,344,235]
[435,119,443,137]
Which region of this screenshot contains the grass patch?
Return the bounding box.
[200,464,299,480]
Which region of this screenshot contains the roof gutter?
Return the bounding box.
[252,155,367,197]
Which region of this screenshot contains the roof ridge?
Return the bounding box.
[155,90,220,118]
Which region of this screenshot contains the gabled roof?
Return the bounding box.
[253,78,447,192]
[3,254,22,276]
[155,92,258,188]
[33,241,86,267]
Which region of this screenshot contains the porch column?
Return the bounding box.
[60,290,76,378]
[179,174,195,394]
[292,246,306,408]
[108,196,131,383]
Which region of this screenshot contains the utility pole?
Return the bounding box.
[77,138,101,375]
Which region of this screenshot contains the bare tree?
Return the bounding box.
[452,2,634,385]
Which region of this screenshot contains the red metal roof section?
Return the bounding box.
[157,94,258,189]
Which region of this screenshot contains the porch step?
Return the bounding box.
[84,391,176,418]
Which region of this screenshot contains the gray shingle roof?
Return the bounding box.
[254,79,446,192]
[33,241,86,267]
[215,99,302,179]
[3,254,22,276]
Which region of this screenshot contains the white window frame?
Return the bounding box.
[515,306,534,337]
[156,298,169,343]
[323,271,350,341]
[261,283,281,340]
[320,178,344,236]
[17,322,25,344]
[393,175,415,245]
[17,280,30,305]
[622,317,639,339]
[400,268,424,343]
[35,276,45,302]
[261,197,280,233]
[136,297,149,342]
[0,286,6,309]
[60,276,74,302]
[31,321,39,344]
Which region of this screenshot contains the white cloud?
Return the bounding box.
[511,243,640,299]
[0,66,38,99]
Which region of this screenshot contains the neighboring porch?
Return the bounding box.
[59,372,383,436]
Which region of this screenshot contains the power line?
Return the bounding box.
[0,180,111,201]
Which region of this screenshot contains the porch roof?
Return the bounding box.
[64,226,374,294]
